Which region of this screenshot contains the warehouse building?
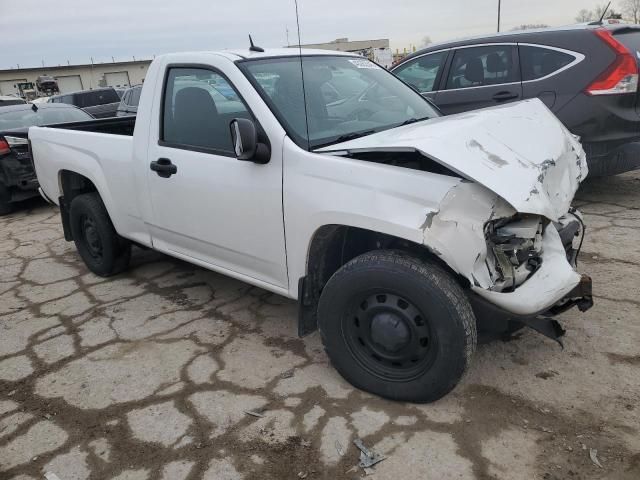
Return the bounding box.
[0,59,151,96]
[288,38,393,68]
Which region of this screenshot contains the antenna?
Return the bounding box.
[590,1,612,25]
[294,0,311,151]
[249,35,264,53]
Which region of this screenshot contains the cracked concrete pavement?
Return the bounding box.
[1,172,639,480]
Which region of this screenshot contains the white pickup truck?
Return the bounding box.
[26,48,593,402]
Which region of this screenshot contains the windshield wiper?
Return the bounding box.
[313,130,376,149]
[399,116,430,127]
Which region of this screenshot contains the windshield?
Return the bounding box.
[0,106,92,130]
[240,55,439,150]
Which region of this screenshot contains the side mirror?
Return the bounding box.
[230,118,270,164]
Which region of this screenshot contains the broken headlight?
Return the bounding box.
[485,215,546,292]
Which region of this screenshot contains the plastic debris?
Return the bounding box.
[354,438,386,469]
[44,473,62,480]
[335,440,345,457]
[589,448,603,468]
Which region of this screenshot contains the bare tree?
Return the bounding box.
[576,8,594,22]
[419,36,432,48]
[622,0,640,23]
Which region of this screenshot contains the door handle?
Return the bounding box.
[150,158,177,178]
[492,91,519,102]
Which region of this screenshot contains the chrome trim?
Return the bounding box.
[395,42,584,94]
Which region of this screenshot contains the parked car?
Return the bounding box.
[0,103,93,214]
[116,85,142,116]
[50,87,121,118]
[392,24,640,176]
[0,95,26,107]
[25,49,592,403]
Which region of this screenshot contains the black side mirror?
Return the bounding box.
[230,118,270,164]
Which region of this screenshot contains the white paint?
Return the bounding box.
[319,99,587,222]
[30,49,587,319]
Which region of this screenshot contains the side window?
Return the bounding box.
[446,45,518,89]
[394,51,448,92]
[519,45,574,81]
[130,87,142,106]
[162,67,251,152]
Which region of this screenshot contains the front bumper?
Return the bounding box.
[472,224,584,316]
[469,273,593,344]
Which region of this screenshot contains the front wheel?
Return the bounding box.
[69,193,131,277]
[318,250,477,403]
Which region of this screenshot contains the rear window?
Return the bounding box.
[519,46,574,81]
[613,31,640,64]
[0,106,92,130]
[130,87,142,106]
[75,89,120,108]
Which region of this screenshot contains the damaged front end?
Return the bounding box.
[419,181,593,347]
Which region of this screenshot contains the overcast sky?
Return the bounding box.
[0,0,606,70]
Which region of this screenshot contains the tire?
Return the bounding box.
[318,250,477,403]
[0,182,11,216]
[69,193,131,277]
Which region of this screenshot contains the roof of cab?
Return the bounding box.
[160,48,360,62]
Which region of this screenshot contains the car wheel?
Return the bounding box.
[69,193,131,277]
[0,182,11,216]
[318,250,477,403]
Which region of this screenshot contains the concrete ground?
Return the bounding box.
[0,172,639,480]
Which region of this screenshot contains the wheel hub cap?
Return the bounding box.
[370,312,410,352]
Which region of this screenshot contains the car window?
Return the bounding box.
[242,56,439,150]
[394,51,448,92]
[446,45,518,89]
[76,89,120,108]
[162,68,251,152]
[130,87,142,107]
[122,91,131,106]
[0,106,92,130]
[519,45,574,81]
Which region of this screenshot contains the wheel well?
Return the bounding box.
[58,170,98,241]
[298,224,466,336]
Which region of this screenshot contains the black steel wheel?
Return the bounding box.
[69,193,131,277]
[318,250,477,403]
[345,292,437,382]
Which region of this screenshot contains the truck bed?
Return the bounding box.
[44,115,136,136]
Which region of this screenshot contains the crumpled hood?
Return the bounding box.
[318,99,588,221]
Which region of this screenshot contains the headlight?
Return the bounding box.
[485,215,545,292]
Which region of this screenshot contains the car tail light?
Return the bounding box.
[0,138,10,156]
[586,29,639,96]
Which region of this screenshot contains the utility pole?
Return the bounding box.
[497,0,502,32]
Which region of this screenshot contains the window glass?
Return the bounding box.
[519,45,574,81]
[0,106,92,130]
[75,89,120,108]
[162,68,251,151]
[130,86,142,106]
[446,45,517,89]
[394,51,448,92]
[122,91,131,106]
[242,56,439,150]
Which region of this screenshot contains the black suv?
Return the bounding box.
[392,24,640,176]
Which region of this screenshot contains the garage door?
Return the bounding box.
[55,75,83,93]
[0,79,27,96]
[104,71,130,88]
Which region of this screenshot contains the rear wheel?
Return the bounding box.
[318,250,477,403]
[69,193,131,277]
[0,182,12,216]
